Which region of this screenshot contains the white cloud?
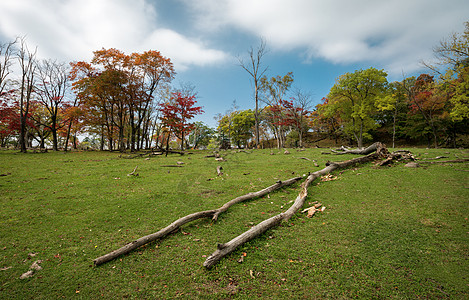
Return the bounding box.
[184,0,468,76]
[0,0,229,70]
[143,29,228,71]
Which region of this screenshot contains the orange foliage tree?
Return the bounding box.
[70,48,175,151]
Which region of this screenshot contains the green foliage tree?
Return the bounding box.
[187,121,215,149]
[327,67,388,148]
[217,109,255,148]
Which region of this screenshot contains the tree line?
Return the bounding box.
[1,22,468,151]
[0,40,203,152]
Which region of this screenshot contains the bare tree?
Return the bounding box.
[238,38,268,148]
[17,37,37,153]
[0,39,16,95]
[36,59,70,151]
[292,88,313,148]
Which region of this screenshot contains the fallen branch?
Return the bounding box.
[330,142,380,155]
[93,176,302,266]
[127,166,138,176]
[423,156,449,160]
[419,158,469,164]
[203,149,383,269]
[216,166,223,176]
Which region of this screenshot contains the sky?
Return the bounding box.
[0,0,468,127]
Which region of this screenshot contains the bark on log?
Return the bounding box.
[203,151,381,269]
[93,176,302,266]
[330,142,382,155]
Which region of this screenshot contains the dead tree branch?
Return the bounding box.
[127,166,138,176]
[203,150,382,269]
[93,176,302,266]
[330,142,381,155]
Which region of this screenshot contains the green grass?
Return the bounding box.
[0,148,468,299]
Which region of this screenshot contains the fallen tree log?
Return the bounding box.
[330,142,381,155]
[203,150,383,269]
[93,176,302,266]
[419,158,469,164]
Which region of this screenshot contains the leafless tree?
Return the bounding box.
[17,37,37,153]
[0,39,17,96]
[36,59,70,151]
[238,38,268,148]
[292,88,313,148]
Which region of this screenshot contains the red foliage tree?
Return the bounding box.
[159,92,204,151]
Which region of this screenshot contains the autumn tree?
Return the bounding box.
[159,91,203,151]
[327,68,388,148]
[70,48,175,151]
[0,91,19,147]
[0,40,16,147]
[284,89,312,147]
[311,97,343,144]
[260,72,294,148]
[127,50,174,151]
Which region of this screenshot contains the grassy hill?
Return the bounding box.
[0,147,468,298]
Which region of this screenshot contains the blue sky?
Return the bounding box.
[1,0,468,127]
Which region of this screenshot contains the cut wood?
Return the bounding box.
[301,202,323,218]
[93,176,302,266]
[203,150,382,269]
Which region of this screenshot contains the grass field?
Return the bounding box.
[0,147,468,299]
